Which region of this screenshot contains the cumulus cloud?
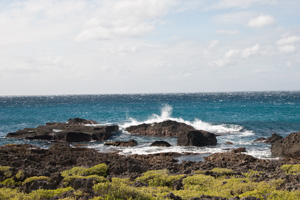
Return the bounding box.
[241,44,260,58]
[206,0,277,10]
[276,36,299,53]
[276,36,299,45]
[247,14,276,28]
[76,0,175,41]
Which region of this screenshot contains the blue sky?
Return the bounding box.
[0,0,299,95]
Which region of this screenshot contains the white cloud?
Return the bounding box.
[247,14,276,29]
[241,44,260,58]
[76,0,175,41]
[276,36,299,45]
[216,29,239,35]
[208,40,219,49]
[278,45,296,53]
[206,0,277,10]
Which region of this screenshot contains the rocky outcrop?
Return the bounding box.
[150,141,172,147]
[104,139,138,147]
[6,118,119,142]
[271,131,300,158]
[125,120,195,137]
[177,130,217,147]
[231,147,246,153]
[254,133,283,144]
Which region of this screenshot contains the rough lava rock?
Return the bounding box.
[271,131,300,158]
[254,133,283,144]
[177,130,217,147]
[104,139,138,147]
[125,120,195,137]
[6,118,119,142]
[150,141,172,147]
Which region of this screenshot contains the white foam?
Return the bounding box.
[120,104,253,136]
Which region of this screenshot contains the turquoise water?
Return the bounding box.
[1,91,300,158]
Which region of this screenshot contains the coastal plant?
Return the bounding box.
[2,177,21,187]
[61,163,108,177]
[209,168,234,176]
[93,181,153,200]
[63,175,107,185]
[15,170,25,180]
[136,169,184,187]
[0,166,13,178]
[183,174,215,192]
[27,187,73,199]
[281,164,300,175]
[22,176,51,185]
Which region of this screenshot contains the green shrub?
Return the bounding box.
[28,187,73,199]
[2,178,21,187]
[22,176,51,185]
[0,166,13,178]
[183,174,215,192]
[210,168,234,176]
[61,163,108,177]
[281,164,300,175]
[93,182,153,200]
[136,169,184,187]
[63,175,107,184]
[15,170,25,180]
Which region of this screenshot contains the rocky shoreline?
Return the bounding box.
[1,118,300,199]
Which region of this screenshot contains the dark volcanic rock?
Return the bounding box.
[254,133,283,144]
[272,131,300,158]
[104,139,138,147]
[231,147,246,153]
[225,141,233,145]
[177,130,217,147]
[265,133,283,144]
[6,118,119,142]
[125,120,195,137]
[150,141,172,147]
[164,192,182,200]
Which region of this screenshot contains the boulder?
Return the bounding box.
[225,142,233,145]
[150,141,172,147]
[6,118,119,142]
[125,120,195,137]
[254,133,283,144]
[231,147,246,153]
[104,139,138,147]
[271,131,300,158]
[177,130,217,147]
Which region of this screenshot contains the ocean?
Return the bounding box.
[1,91,300,160]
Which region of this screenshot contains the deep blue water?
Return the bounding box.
[0,91,300,158]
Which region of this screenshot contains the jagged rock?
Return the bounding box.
[177,130,217,147]
[164,192,182,200]
[225,142,233,145]
[191,195,227,200]
[254,133,283,144]
[150,141,172,147]
[104,139,138,147]
[6,118,119,142]
[172,179,183,190]
[272,131,300,158]
[125,120,195,137]
[231,147,246,153]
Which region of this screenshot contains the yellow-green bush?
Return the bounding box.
[61,163,108,177]
[210,168,234,176]
[63,175,107,184]
[136,169,184,187]
[22,176,51,185]
[15,170,25,180]
[93,182,153,200]
[0,166,12,178]
[281,164,300,175]
[183,174,215,192]
[0,187,73,200]
[2,177,21,187]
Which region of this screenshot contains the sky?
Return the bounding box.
[0,0,300,95]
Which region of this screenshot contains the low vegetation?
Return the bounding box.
[1,165,300,199]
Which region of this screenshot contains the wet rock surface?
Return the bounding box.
[271,131,300,158]
[254,133,283,144]
[125,120,195,137]
[104,139,138,147]
[150,140,172,147]
[6,118,119,142]
[177,130,217,147]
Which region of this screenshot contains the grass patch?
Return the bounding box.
[0,166,12,178]
[210,168,234,176]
